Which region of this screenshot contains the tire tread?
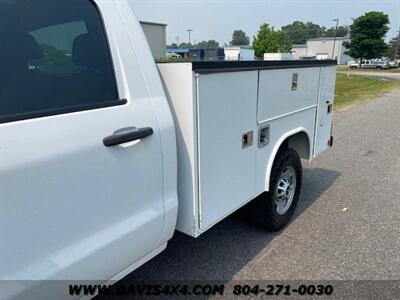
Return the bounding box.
[250,148,302,231]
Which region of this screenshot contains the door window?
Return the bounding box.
[0,0,121,123]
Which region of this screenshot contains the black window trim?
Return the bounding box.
[0,0,124,124]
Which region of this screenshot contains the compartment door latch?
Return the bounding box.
[242,131,254,149]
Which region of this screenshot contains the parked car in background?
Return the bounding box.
[389,61,399,68]
[349,59,392,70]
[359,60,390,69]
[167,52,182,58]
[348,60,360,69]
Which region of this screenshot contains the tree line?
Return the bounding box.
[168,12,398,60]
[167,21,350,51]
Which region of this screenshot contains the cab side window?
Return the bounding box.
[0,0,120,122]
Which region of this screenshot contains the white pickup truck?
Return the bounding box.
[0,0,336,298]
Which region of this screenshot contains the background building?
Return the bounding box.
[291,44,308,59]
[264,53,294,60]
[291,37,353,64]
[224,46,255,61]
[307,37,352,64]
[140,21,167,59]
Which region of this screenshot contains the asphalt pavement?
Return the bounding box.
[119,89,400,284]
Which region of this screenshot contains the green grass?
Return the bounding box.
[334,73,400,110]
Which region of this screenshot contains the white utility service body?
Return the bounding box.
[158,61,336,237]
[0,0,336,298]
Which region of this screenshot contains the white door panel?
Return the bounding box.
[314,66,336,156]
[197,71,258,231]
[0,0,164,281]
[257,68,320,123]
[0,102,164,280]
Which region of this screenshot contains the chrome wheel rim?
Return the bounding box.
[275,166,297,216]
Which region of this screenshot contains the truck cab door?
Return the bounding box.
[0,0,164,281]
[314,66,336,157]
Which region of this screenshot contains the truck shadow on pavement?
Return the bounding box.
[104,167,340,290]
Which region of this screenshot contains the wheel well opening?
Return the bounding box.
[279,132,311,160]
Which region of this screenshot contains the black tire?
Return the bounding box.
[249,148,302,231]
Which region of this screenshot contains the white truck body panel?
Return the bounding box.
[157,63,200,235]
[257,68,320,122]
[315,66,336,155]
[0,0,336,297]
[0,0,178,289]
[196,71,258,232]
[158,62,336,237]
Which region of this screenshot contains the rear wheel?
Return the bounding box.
[249,148,302,231]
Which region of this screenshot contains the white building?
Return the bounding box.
[264,53,294,61]
[140,21,167,59]
[291,37,353,65]
[291,44,308,59]
[224,46,255,61]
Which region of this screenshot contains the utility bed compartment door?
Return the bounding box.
[314,66,336,156]
[197,71,258,232]
[257,68,320,123]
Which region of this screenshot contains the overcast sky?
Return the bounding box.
[128,0,400,45]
